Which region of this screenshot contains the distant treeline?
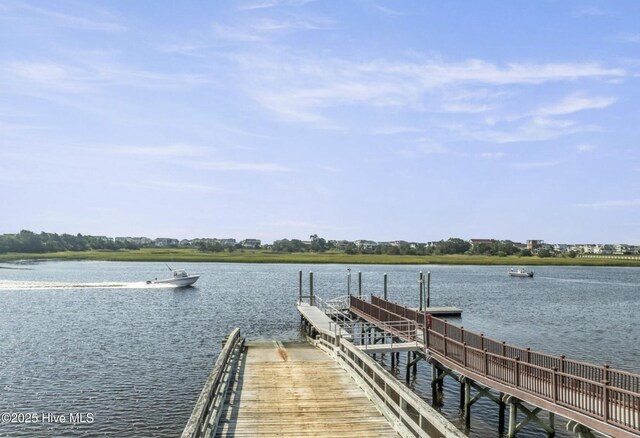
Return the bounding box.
[272,236,532,257]
[0,230,534,257]
[0,230,141,254]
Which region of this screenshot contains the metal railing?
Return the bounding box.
[315,295,354,326]
[351,295,640,436]
[181,328,245,438]
[310,321,466,437]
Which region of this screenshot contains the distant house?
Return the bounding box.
[179,239,191,247]
[355,240,378,250]
[331,240,352,250]
[469,239,493,248]
[527,240,544,250]
[218,238,236,247]
[131,237,153,246]
[240,239,261,249]
[154,238,179,247]
[553,244,568,253]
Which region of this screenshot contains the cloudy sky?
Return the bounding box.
[1,1,639,244]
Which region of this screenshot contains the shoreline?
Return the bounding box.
[1,249,639,267]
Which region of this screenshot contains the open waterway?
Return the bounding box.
[0,261,638,437]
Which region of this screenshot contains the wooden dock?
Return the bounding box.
[417,306,462,317]
[351,294,640,438]
[216,341,397,437]
[184,270,639,438]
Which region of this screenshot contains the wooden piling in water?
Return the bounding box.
[426,271,431,308]
[383,273,387,300]
[419,271,424,311]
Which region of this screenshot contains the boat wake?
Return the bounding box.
[0,280,174,290]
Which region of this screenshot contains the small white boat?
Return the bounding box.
[508,267,534,278]
[147,266,200,287]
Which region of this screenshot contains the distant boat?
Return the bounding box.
[147,266,200,287]
[508,267,534,278]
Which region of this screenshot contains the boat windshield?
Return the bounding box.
[173,270,188,278]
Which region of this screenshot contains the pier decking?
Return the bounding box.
[216,341,397,437]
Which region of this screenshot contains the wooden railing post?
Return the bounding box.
[463,343,467,368]
[552,367,558,403]
[484,349,489,376]
[443,334,448,357]
[480,334,484,350]
[460,326,464,344]
[514,357,520,387]
[602,364,610,422]
[383,273,387,300]
[418,271,423,311]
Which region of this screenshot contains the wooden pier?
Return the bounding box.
[217,341,397,437]
[350,294,640,438]
[183,270,639,438]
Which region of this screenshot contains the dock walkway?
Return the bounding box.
[216,341,397,437]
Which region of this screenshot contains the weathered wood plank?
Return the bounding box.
[215,341,397,437]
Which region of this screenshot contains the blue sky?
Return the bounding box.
[1,1,639,244]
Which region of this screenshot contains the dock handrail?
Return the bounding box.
[181,328,244,438]
[351,295,640,437]
[308,318,465,437]
[315,295,355,325]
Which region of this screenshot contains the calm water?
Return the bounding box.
[0,261,638,437]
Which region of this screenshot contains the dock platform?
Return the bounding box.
[216,341,396,437]
[421,306,462,317]
[296,302,353,340]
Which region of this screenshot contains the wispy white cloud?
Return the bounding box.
[13,3,125,32]
[190,160,291,172]
[6,60,210,94]
[536,93,617,116]
[576,144,595,153]
[510,160,562,169]
[397,138,447,157]
[573,199,640,208]
[372,126,424,135]
[232,52,624,128]
[105,144,209,157]
[213,23,266,42]
[120,180,221,193]
[374,5,404,16]
[8,62,90,93]
[448,117,596,144]
[238,0,315,11]
[441,101,496,114]
[250,17,331,32]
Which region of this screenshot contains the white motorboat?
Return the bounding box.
[508,267,534,278]
[147,266,200,287]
